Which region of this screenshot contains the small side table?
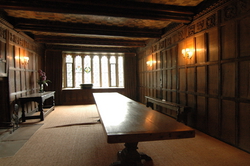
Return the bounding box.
[19,91,55,122]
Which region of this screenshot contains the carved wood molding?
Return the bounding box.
[0,26,7,40]
[194,0,232,20]
[151,0,232,53]
[9,32,37,51]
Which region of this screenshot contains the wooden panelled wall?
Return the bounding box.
[44,50,137,105]
[137,0,250,153]
[0,20,44,126]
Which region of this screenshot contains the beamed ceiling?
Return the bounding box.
[0,0,207,52]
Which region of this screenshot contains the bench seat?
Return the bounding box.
[145,96,191,124]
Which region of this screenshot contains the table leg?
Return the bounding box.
[146,101,154,109]
[140,153,152,161]
[52,95,55,106]
[21,103,26,122]
[110,142,152,166]
[38,101,44,121]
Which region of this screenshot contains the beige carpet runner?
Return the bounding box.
[0,105,249,166]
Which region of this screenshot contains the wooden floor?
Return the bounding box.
[0,105,250,166]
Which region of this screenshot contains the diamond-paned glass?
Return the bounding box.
[84,55,91,84]
[93,55,100,87]
[66,55,73,87]
[64,53,124,88]
[118,56,124,87]
[66,54,73,63]
[101,56,108,87]
[66,64,73,87]
[75,56,82,87]
[110,56,116,87]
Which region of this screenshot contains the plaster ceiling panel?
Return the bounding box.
[5,10,171,29]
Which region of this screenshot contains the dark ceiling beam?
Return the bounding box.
[34,35,146,47]
[0,0,193,23]
[45,44,136,53]
[53,0,194,15]
[14,18,162,38]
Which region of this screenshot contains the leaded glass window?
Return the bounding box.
[66,55,73,87]
[118,56,124,87]
[63,53,124,88]
[101,56,108,87]
[84,55,91,84]
[110,56,116,87]
[75,56,82,87]
[93,56,100,87]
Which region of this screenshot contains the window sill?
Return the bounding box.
[62,87,125,91]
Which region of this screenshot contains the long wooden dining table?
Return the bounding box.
[93,92,195,166]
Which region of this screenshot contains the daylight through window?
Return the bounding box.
[63,53,124,88]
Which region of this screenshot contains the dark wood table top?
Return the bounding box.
[93,92,195,143]
[19,91,55,99]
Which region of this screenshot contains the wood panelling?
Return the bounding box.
[0,23,44,126]
[239,16,250,57]
[61,89,125,105]
[166,49,172,67]
[197,66,206,94]
[172,92,177,103]
[186,94,196,127]
[208,65,219,95]
[187,67,195,92]
[179,68,186,91]
[207,98,219,138]
[186,38,195,65]
[0,77,9,126]
[44,50,62,105]
[138,0,250,153]
[167,70,171,89]
[222,62,235,97]
[15,70,20,92]
[9,69,15,95]
[44,50,137,105]
[14,46,19,68]
[208,27,219,61]
[195,34,206,63]
[123,54,138,100]
[162,70,166,89]
[171,47,177,67]
[221,22,236,60]
[0,37,7,77]
[179,93,186,106]
[221,100,236,145]
[166,91,171,102]
[196,96,206,131]
[239,61,250,99]
[178,41,185,66]
[239,102,250,152]
[152,72,156,88]
[171,69,176,90]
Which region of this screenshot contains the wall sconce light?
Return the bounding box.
[182,48,194,59]
[20,56,29,66]
[146,60,156,67]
